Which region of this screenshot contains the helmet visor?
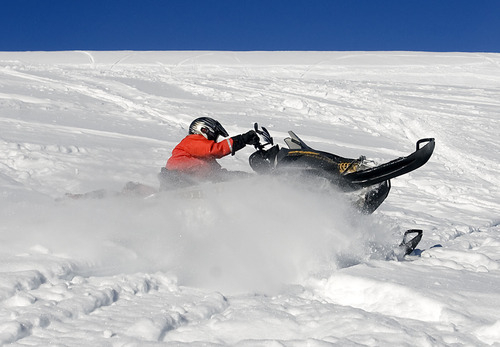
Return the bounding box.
[214,120,229,139]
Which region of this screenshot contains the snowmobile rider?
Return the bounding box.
[162,117,259,185]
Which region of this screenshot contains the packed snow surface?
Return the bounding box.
[1,51,499,346]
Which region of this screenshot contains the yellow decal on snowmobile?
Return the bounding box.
[288,150,338,165]
[288,150,321,156]
[288,150,360,173]
[339,162,359,173]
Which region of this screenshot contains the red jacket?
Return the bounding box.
[166,134,234,177]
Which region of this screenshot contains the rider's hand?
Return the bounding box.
[242,130,259,145]
[230,130,259,155]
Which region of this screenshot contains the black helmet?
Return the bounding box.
[189,117,229,141]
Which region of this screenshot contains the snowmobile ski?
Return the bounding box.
[399,229,423,256]
[386,229,423,260]
[279,131,434,191]
[341,138,435,189]
[358,180,391,214]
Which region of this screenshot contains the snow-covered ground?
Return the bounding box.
[1,51,499,346]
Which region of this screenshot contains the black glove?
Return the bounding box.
[241,130,259,145]
[230,130,259,155]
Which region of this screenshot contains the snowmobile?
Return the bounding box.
[248,124,435,214]
[69,123,434,215]
[65,124,433,256]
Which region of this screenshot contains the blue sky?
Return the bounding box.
[1,0,499,52]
